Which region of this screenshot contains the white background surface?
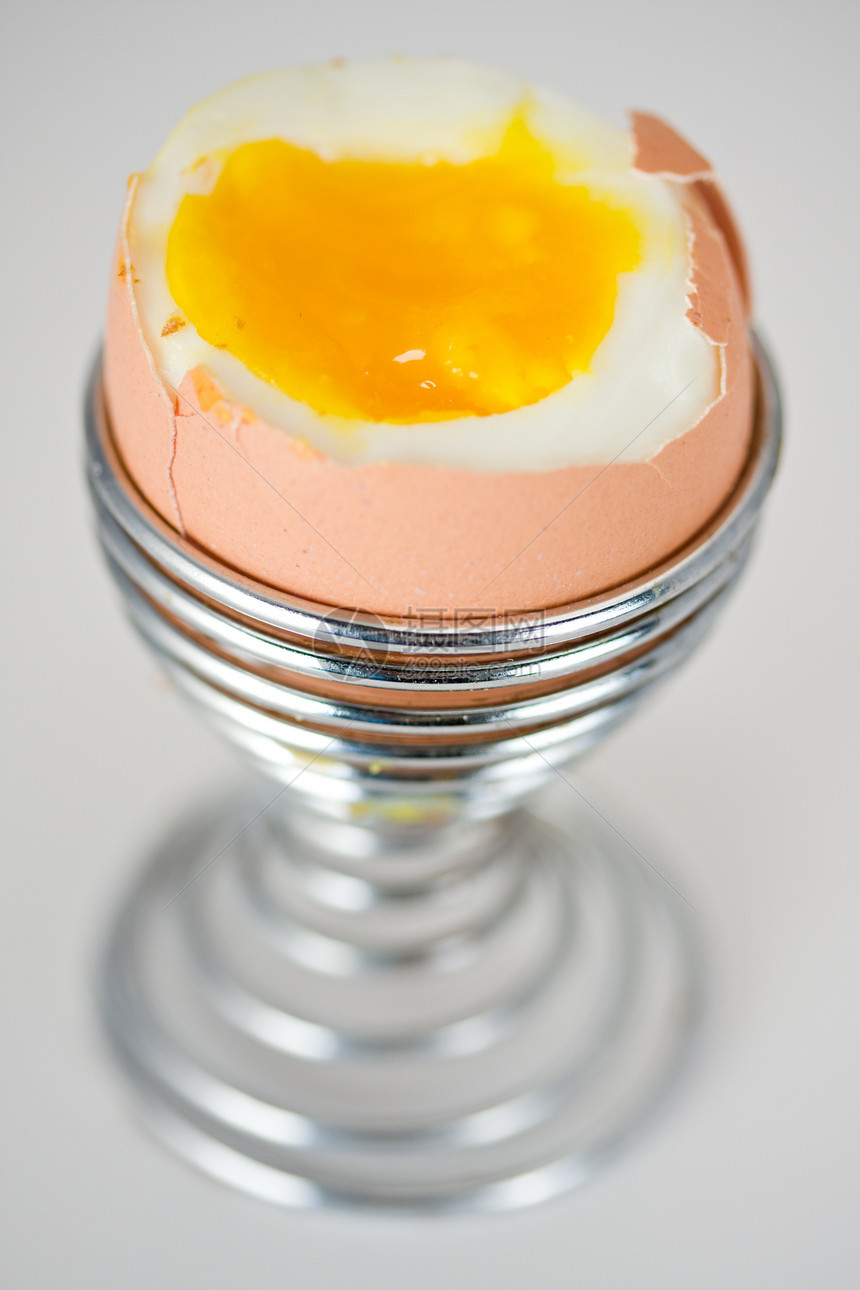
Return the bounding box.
[2,1,858,1285]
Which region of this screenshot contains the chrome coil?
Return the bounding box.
[88,339,781,1211]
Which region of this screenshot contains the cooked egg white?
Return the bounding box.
[127,58,719,470]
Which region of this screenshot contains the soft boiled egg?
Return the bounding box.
[104,57,754,615]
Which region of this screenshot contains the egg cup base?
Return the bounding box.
[97,786,702,1212]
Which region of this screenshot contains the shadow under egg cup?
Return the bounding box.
[86,338,780,1211]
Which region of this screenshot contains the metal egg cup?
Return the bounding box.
[86,340,780,1211]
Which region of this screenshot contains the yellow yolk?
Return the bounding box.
[165,114,642,423]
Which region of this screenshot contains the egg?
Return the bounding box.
[104,57,754,615]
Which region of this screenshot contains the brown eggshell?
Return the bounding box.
[104,128,754,617]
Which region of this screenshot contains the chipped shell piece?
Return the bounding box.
[631,110,751,315]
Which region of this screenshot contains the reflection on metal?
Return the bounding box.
[87,338,781,1211]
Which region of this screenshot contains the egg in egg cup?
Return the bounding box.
[89,59,780,1210]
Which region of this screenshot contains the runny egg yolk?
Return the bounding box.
[165,113,642,423]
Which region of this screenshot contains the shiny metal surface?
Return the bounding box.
[100,794,702,1210]
[87,339,781,1210]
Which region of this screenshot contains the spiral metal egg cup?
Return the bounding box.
[86,339,780,1211]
